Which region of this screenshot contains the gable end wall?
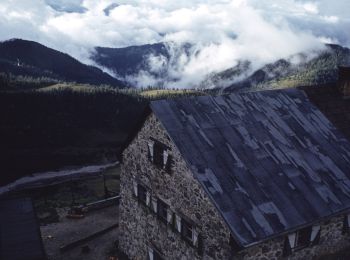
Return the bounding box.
[119,113,232,259]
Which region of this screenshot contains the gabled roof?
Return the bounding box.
[150,89,350,248]
[0,197,46,260]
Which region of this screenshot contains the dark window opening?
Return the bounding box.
[343,215,350,235]
[181,218,193,243]
[154,251,163,260]
[295,226,312,248]
[138,184,147,205]
[153,142,164,167]
[148,247,164,260]
[157,199,168,224]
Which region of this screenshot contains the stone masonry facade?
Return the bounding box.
[119,113,350,260]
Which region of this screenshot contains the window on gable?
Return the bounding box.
[147,139,172,172]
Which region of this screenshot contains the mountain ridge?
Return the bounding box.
[0,39,126,88]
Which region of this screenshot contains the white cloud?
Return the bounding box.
[0,0,349,88]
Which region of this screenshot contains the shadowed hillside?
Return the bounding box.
[0,39,126,88]
[0,87,147,185]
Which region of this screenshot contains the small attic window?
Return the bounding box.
[147,139,172,172]
[295,226,312,248]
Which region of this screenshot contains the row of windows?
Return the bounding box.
[283,215,350,256]
[133,181,202,254]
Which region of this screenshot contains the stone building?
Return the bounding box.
[119,88,350,260]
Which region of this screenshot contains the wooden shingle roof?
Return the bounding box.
[151,89,350,247]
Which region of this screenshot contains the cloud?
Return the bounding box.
[0,0,349,88]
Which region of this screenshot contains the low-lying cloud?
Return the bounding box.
[0,0,349,88]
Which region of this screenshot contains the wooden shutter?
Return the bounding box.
[151,197,158,213]
[146,191,151,207]
[148,141,154,162]
[148,248,154,260]
[167,209,173,225]
[192,228,199,247]
[175,214,182,233]
[310,225,321,245]
[163,150,169,169]
[133,180,138,197]
[288,233,296,249]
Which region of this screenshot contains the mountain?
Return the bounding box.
[93,43,169,78]
[92,42,194,87]
[93,42,350,91]
[199,61,252,89]
[224,44,350,92]
[0,39,125,88]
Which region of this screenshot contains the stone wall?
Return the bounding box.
[119,113,350,260]
[119,113,232,260]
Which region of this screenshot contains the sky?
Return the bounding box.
[0,0,349,87]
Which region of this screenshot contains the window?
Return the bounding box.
[148,247,164,260]
[157,199,168,224]
[181,218,199,246]
[182,219,193,243]
[342,214,350,234]
[295,226,312,248]
[284,225,321,256]
[138,184,147,205]
[147,139,172,172]
[153,142,165,167]
[286,226,312,251]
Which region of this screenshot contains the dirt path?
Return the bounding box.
[0,161,119,195]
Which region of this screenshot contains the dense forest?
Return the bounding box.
[0,86,148,185]
[0,74,209,186]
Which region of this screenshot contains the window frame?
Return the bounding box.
[148,246,164,260]
[181,218,194,244]
[137,184,148,206]
[293,226,312,250]
[157,199,169,224]
[147,138,172,173]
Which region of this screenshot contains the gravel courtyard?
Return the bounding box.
[41,205,119,260]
